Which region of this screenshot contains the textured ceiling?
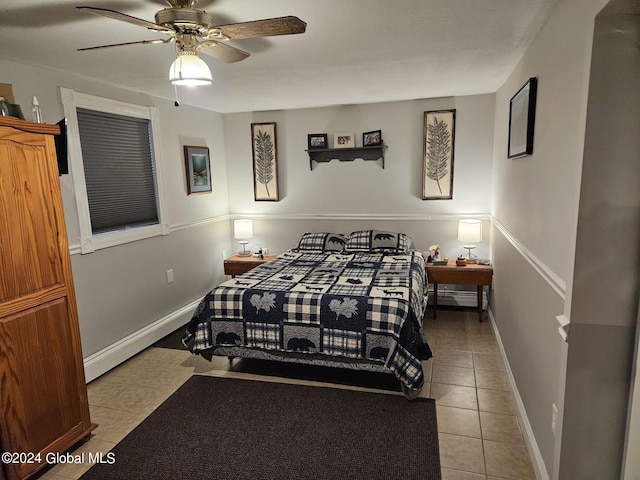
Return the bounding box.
[0,0,559,113]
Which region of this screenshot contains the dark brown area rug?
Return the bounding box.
[80,375,441,480]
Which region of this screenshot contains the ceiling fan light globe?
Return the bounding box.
[171,77,212,86]
[169,52,212,86]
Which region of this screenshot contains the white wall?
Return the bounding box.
[0,60,496,376]
[563,4,640,479]
[491,0,601,290]
[489,0,624,478]
[223,95,495,257]
[0,59,232,364]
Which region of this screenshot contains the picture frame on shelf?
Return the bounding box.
[307,133,328,150]
[508,77,537,158]
[422,109,456,200]
[363,129,382,146]
[183,145,212,194]
[333,132,355,148]
[251,122,279,201]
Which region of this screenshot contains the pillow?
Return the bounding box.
[293,232,347,252]
[344,230,412,253]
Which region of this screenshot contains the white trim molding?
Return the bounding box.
[69,213,232,255]
[229,212,492,222]
[488,307,550,480]
[170,213,231,232]
[492,216,566,299]
[83,298,201,382]
[556,314,570,342]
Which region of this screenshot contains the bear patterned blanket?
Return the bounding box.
[184,250,432,392]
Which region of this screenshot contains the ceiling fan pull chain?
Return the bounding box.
[174,84,180,107]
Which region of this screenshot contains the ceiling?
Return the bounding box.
[0,0,559,113]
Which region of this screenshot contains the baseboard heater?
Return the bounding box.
[426,286,488,310]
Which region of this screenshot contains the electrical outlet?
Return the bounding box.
[222,250,227,260]
[551,403,558,434]
[167,269,174,284]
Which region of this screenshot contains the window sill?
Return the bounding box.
[80,223,169,254]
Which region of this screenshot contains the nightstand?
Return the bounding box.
[426,260,493,322]
[223,254,277,277]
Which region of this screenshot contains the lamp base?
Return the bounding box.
[463,245,477,263]
[237,240,250,256]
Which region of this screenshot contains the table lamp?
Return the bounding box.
[457,219,482,263]
[234,219,253,256]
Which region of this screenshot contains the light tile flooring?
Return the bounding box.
[36,309,536,480]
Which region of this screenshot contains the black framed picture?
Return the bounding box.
[363,130,382,146]
[508,77,538,158]
[307,133,328,150]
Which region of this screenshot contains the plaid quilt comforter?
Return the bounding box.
[184,250,432,392]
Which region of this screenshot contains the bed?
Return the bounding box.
[184,231,433,399]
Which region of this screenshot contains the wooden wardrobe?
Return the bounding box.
[0,117,94,480]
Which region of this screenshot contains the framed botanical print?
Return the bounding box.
[251,122,279,201]
[423,109,455,200]
[183,145,212,194]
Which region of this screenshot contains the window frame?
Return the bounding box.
[60,87,169,254]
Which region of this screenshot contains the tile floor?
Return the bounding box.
[35,308,536,480]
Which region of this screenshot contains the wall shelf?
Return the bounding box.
[306,143,387,170]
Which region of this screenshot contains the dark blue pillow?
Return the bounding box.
[345,230,412,253]
[293,232,347,252]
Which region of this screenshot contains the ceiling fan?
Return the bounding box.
[76,0,306,84]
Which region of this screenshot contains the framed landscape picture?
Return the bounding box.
[422,109,455,200]
[508,77,538,158]
[251,122,279,201]
[183,145,212,194]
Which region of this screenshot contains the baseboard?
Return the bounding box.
[426,287,488,309]
[488,307,549,480]
[83,298,202,382]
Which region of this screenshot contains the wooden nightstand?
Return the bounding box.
[224,254,277,277]
[426,260,493,322]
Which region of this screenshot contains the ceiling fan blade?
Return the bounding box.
[198,41,250,63]
[78,38,173,51]
[76,6,174,33]
[216,16,306,40]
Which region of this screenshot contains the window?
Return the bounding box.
[60,88,168,253]
[76,108,158,234]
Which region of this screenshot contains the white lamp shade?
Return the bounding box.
[457,219,483,243]
[169,52,212,86]
[234,219,253,240]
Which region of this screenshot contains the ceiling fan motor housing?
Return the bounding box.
[167,0,200,8]
[155,8,213,33]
